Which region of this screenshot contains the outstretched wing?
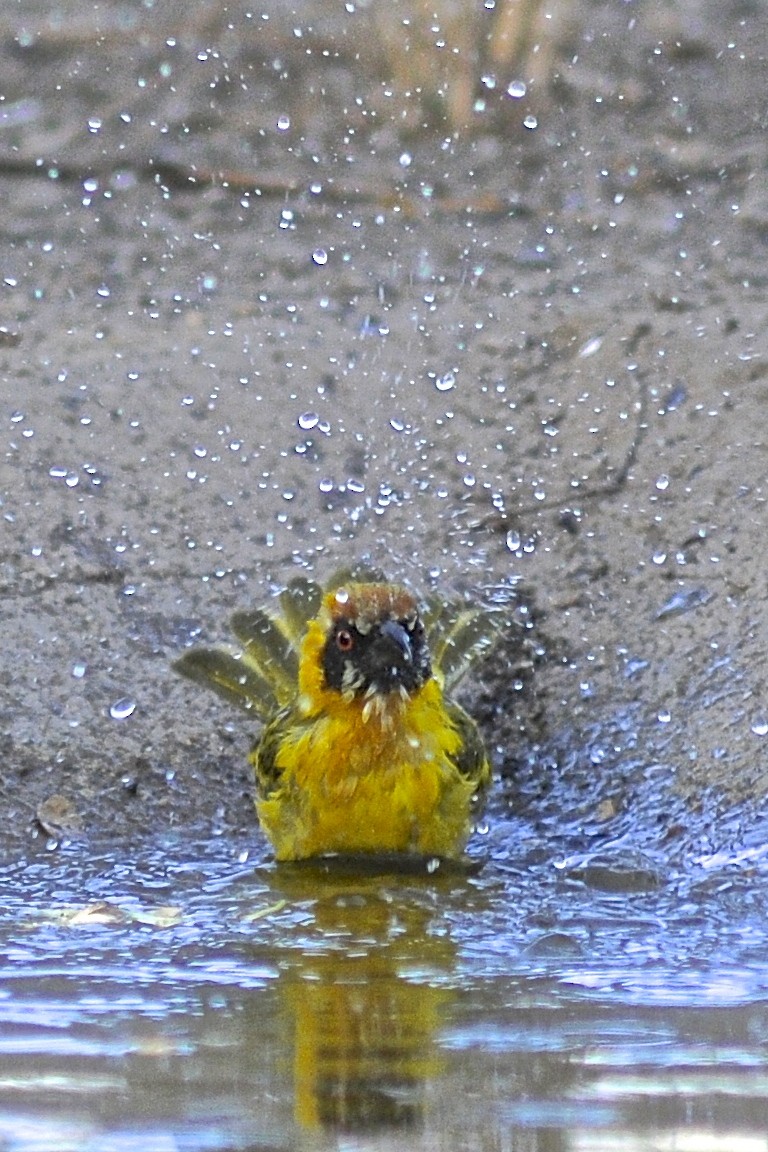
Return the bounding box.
[173,646,279,720]
[174,572,504,723]
[424,598,503,693]
[228,606,299,706]
[174,576,325,718]
[276,576,323,645]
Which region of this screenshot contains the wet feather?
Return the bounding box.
[174,573,503,861]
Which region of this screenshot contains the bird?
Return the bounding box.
[174,570,502,862]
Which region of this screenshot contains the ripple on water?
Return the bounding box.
[1,827,768,1148]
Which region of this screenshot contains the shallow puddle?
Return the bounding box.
[3,818,768,1151]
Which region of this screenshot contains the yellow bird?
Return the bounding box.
[174,571,502,862]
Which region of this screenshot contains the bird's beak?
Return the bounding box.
[377,620,413,665]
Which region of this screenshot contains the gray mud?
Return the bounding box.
[1,0,766,854]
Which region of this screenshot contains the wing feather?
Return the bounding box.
[427,602,503,693]
[446,700,492,795]
[251,704,295,796]
[276,577,323,646]
[173,648,278,720]
[229,607,299,704]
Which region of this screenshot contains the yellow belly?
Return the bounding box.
[255,696,477,861]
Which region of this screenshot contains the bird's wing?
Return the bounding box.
[251,704,298,797]
[445,700,492,795]
[425,598,503,693]
[229,606,299,704]
[173,647,278,720]
[276,576,324,646]
[176,577,323,716]
[229,576,325,706]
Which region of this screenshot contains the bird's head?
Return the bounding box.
[300,582,433,721]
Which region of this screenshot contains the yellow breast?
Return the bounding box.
[256,680,477,861]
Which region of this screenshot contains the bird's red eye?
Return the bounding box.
[336,629,354,652]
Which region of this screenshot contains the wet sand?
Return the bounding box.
[1,0,765,852]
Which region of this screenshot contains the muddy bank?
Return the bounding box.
[0,1,766,856]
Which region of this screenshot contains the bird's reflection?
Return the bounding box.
[269,857,466,1132]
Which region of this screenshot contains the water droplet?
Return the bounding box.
[523,115,538,130]
[507,79,527,99]
[312,248,328,266]
[110,697,136,720]
[399,152,412,168]
[657,709,671,724]
[505,529,522,553]
[652,550,667,565]
[751,717,768,736]
[655,474,670,491]
[656,586,713,619]
[435,371,456,392]
[71,661,88,679]
[298,411,319,430]
[276,114,290,131]
[578,335,603,358]
[335,587,350,605]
